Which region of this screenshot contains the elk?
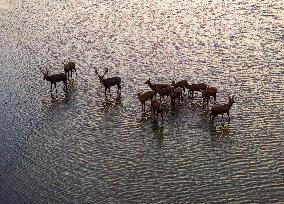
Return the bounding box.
[210,95,235,122]
[41,69,67,94]
[151,99,164,122]
[138,91,156,111]
[187,83,207,98]
[144,78,170,93]
[94,68,121,97]
[63,61,77,80]
[172,80,189,92]
[202,86,218,106]
[156,86,174,102]
[170,87,183,106]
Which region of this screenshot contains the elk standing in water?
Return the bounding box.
[156,86,174,102]
[210,95,235,122]
[151,99,164,122]
[63,61,77,80]
[138,91,156,111]
[202,86,218,106]
[94,68,121,97]
[144,78,170,94]
[187,83,207,98]
[170,87,183,106]
[42,69,67,95]
[172,80,189,92]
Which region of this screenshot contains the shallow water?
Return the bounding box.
[0,0,283,203]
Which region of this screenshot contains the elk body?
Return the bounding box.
[42,70,67,94]
[210,95,235,121]
[94,68,121,97]
[202,86,218,106]
[63,61,77,80]
[156,86,174,102]
[172,80,189,92]
[187,83,207,98]
[170,87,183,106]
[151,99,164,122]
[144,78,170,94]
[138,91,156,111]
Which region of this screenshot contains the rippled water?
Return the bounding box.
[0,0,283,203]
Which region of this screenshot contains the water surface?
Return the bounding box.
[0,0,283,203]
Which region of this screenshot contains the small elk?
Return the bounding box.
[210,95,235,122]
[144,78,170,94]
[202,86,218,106]
[151,99,164,122]
[170,87,183,106]
[138,91,156,111]
[94,68,121,97]
[156,86,174,102]
[41,69,67,95]
[63,61,77,80]
[172,80,189,92]
[187,83,207,98]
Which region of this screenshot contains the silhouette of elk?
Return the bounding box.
[151,99,164,122]
[94,68,121,97]
[138,91,156,111]
[172,80,189,92]
[210,95,235,122]
[63,61,77,80]
[41,69,67,95]
[187,83,207,98]
[202,86,218,106]
[144,78,170,94]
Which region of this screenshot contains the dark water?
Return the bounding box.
[0,0,283,203]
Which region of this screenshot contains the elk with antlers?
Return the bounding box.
[41,69,67,95]
[94,68,121,97]
[63,61,77,80]
[210,95,235,122]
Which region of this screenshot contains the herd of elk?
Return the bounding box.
[41,62,235,123]
[139,78,235,123]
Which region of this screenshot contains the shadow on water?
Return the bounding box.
[101,93,123,113]
[209,121,236,146]
[151,122,164,149]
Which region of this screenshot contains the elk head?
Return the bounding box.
[40,68,49,80]
[94,68,108,82]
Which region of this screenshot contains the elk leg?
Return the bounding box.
[71,71,72,78]
[55,83,58,94]
[50,83,53,94]
[63,81,67,91]
[105,88,107,97]
[117,84,121,94]
[74,68,77,75]
[211,114,217,122]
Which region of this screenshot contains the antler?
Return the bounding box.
[103,68,108,76]
[94,68,99,76]
[39,67,47,75]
